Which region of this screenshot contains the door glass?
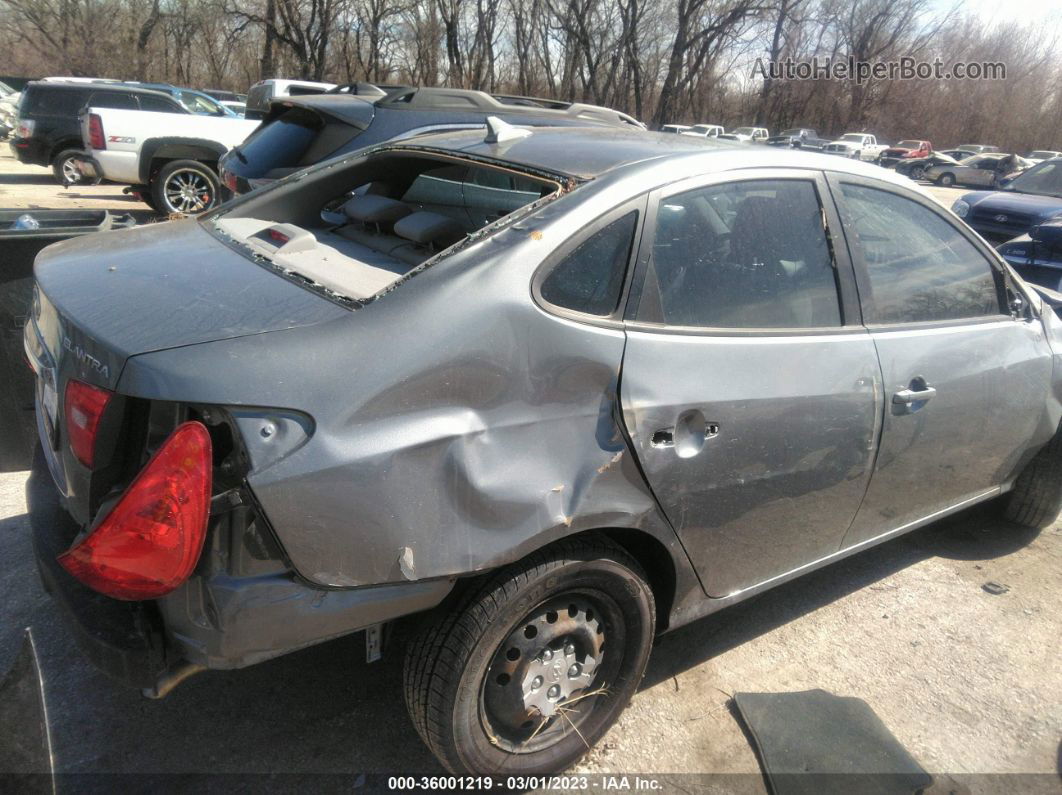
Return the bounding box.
[139,94,183,113]
[540,212,637,316]
[87,91,137,110]
[838,184,1003,324]
[637,179,841,328]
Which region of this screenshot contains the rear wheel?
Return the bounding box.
[151,160,221,216]
[51,149,85,185]
[1004,421,1062,528]
[911,164,926,180]
[403,536,655,776]
[937,172,956,187]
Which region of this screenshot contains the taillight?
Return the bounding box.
[87,113,106,150]
[57,421,212,600]
[64,379,113,468]
[16,119,35,139]
[222,169,237,193]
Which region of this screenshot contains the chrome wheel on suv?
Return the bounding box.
[151,160,222,216]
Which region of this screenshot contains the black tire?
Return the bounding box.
[150,159,221,216]
[135,188,161,213]
[403,536,655,776]
[911,165,926,180]
[937,172,956,187]
[51,149,85,185]
[1004,421,1062,528]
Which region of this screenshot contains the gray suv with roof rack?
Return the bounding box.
[218,85,645,196]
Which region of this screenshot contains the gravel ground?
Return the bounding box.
[1,149,1058,792]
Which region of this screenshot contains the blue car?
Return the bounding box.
[952,157,1062,242]
[126,82,238,117]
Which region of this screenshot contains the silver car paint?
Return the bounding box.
[33,130,1062,636]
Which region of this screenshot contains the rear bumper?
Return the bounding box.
[8,138,44,166]
[28,443,455,688]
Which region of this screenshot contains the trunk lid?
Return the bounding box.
[33,218,348,390]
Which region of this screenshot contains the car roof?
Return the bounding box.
[281,88,644,130]
[26,80,171,96]
[380,126,925,187]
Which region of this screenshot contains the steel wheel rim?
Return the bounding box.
[164,169,213,214]
[61,157,80,183]
[479,592,616,754]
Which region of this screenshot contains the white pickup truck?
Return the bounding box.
[822,133,888,161]
[78,107,259,215]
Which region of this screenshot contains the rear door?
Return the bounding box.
[620,170,881,597]
[827,174,1054,546]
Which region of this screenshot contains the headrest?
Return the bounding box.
[343,194,411,224]
[394,211,464,247]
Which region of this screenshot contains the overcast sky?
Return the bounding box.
[940,0,1062,23]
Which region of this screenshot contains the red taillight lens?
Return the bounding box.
[57,421,212,600]
[64,379,113,468]
[267,228,290,245]
[222,169,237,192]
[87,113,106,150]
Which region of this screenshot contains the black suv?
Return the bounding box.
[219,86,645,195]
[10,81,186,184]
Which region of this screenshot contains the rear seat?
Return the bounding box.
[337,195,467,267]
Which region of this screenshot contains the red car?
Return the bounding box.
[879,139,932,168]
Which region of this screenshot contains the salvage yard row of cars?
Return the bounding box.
[7,74,1062,778]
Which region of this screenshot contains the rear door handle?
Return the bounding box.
[893,386,936,404]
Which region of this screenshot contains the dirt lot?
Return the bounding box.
[0,151,1059,791]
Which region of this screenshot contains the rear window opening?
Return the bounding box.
[211,151,562,304]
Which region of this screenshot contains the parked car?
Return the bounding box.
[1025,150,1062,166]
[925,152,1031,188]
[996,217,1062,291]
[76,103,258,214]
[660,124,691,134]
[765,127,829,149]
[895,150,963,181]
[681,123,724,138]
[952,157,1062,241]
[219,87,645,196]
[9,81,187,184]
[125,82,239,117]
[202,89,247,103]
[877,140,932,168]
[25,124,1062,777]
[957,144,1000,154]
[823,133,888,161]
[245,78,337,119]
[730,126,769,142]
[220,100,246,117]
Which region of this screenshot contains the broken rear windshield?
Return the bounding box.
[210,151,560,305]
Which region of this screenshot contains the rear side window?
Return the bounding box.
[139,95,183,113]
[21,87,87,116]
[540,212,638,316]
[637,179,841,329]
[247,84,273,110]
[837,183,1003,323]
[288,85,329,96]
[88,91,137,110]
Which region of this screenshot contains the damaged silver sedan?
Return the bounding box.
[24,121,1062,775]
